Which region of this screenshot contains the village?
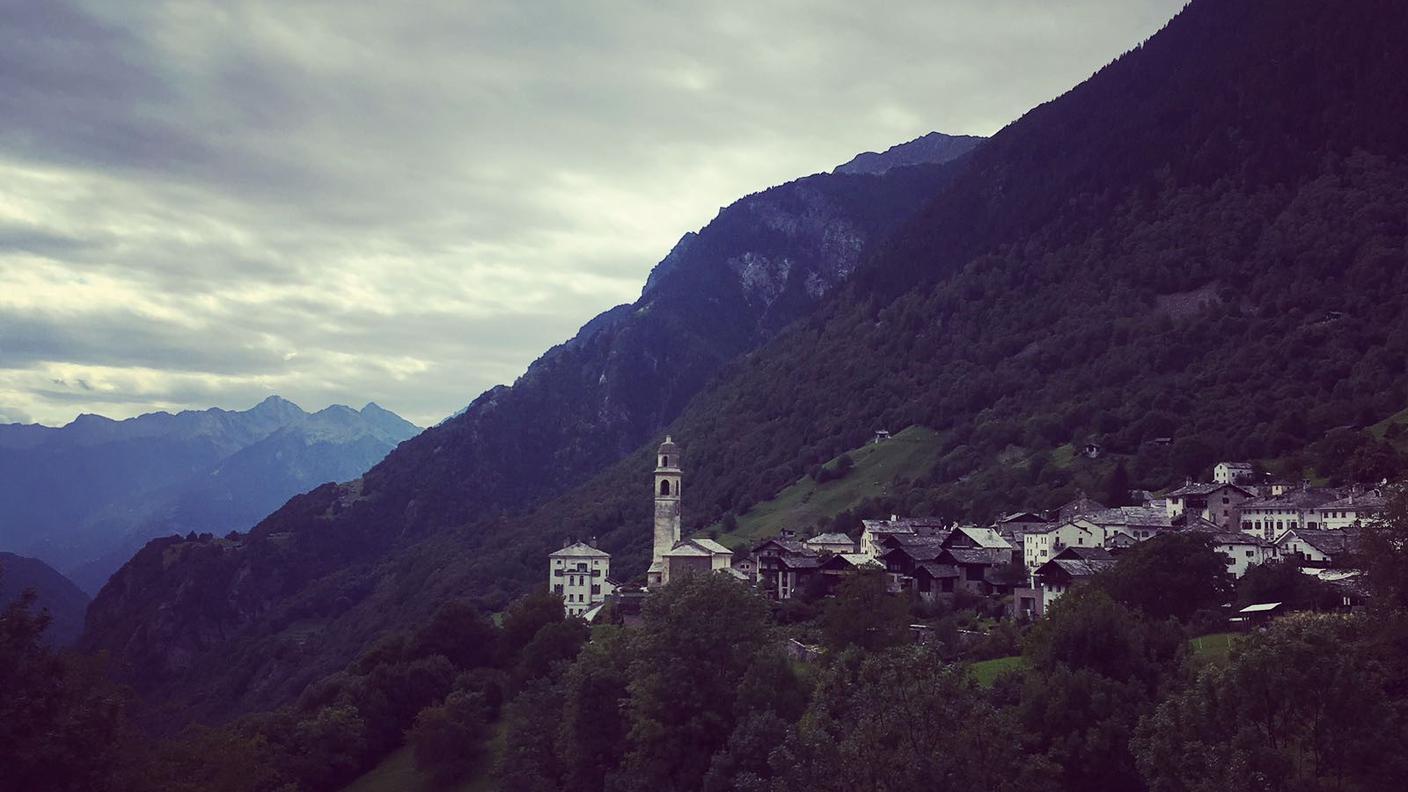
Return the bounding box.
[549,440,1382,626]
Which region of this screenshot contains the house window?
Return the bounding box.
[591,584,601,595]
[554,584,563,594]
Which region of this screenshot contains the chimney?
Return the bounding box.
[588,536,598,548]
[563,537,572,548]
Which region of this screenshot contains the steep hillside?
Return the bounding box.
[0,552,90,646]
[85,0,1408,731]
[79,145,975,723]
[0,397,419,592]
[835,131,983,175]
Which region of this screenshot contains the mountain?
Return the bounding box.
[84,0,1408,733]
[0,397,419,592]
[835,131,984,175]
[0,552,90,646]
[78,148,978,723]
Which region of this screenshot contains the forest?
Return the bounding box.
[7,486,1408,792]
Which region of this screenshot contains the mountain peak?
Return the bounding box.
[834,131,985,176]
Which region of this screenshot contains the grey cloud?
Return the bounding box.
[0,0,1185,426]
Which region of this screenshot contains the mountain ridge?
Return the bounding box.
[0,396,420,593]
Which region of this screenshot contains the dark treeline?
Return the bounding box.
[8,486,1408,792]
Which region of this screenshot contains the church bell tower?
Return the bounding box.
[648,436,682,586]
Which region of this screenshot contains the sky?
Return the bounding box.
[0,0,1185,428]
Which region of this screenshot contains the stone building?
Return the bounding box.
[549,540,614,617]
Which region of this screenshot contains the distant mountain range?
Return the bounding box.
[0,397,419,593]
[0,552,89,646]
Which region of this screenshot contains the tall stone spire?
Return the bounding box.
[647,436,682,587]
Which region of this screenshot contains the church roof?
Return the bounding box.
[663,542,711,558]
[689,537,733,555]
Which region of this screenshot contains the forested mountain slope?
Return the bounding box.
[439,0,1408,581]
[84,0,1408,729]
[81,144,975,723]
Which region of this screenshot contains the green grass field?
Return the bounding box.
[713,425,947,550]
[1188,631,1239,661]
[969,655,1028,687]
[341,722,504,792]
[969,631,1242,687]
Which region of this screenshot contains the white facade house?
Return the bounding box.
[1205,531,1276,578]
[549,542,614,617]
[1239,489,1338,541]
[1213,462,1255,485]
[1023,521,1102,571]
[1316,492,1387,531]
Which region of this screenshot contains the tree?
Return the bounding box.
[1134,614,1408,792]
[410,691,489,788]
[0,585,144,792]
[1104,461,1132,507]
[614,574,773,792]
[820,571,909,652]
[1096,533,1233,621]
[511,618,589,688]
[411,600,500,669]
[495,679,565,792]
[778,647,1050,792]
[1234,559,1337,611]
[1361,482,1408,610]
[498,589,566,664]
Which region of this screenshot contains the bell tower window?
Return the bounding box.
[660,479,671,496]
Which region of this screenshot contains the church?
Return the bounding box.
[647,436,733,587]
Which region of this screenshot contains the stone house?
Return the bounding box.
[549,541,615,617]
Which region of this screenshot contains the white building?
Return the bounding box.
[549,541,614,617]
[1239,489,1338,541]
[1213,461,1255,485]
[1316,491,1387,530]
[1023,521,1102,571]
[1204,531,1276,578]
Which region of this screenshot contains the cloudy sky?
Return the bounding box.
[0,0,1184,427]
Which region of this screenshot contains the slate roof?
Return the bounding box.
[689,537,734,555]
[550,542,611,558]
[1319,492,1387,512]
[1038,558,1117,579]
[941,547,1009,566]
[663,542,710,557]
[1056,495,1107,520]
[805,532,857,546]
[1241,489,1339,511]
[779,553,825,570]
[1204,531,1271,547]
[948,525,1013,549]
[914,562,960,578]
[753,537,809,554]
[1053,546,1114,562]
[1166,481,1251,498]
[882,541,947,563]
[1280,528,1361,556]
[997,511,1050,525]
[1084,506,1175,529]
